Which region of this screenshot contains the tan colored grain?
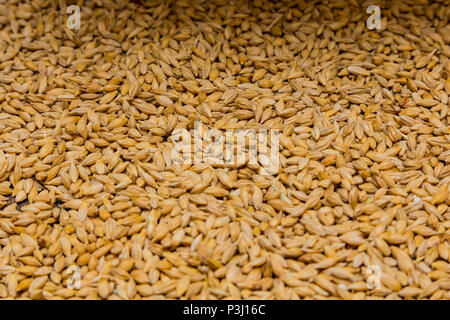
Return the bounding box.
[0,0,448,301]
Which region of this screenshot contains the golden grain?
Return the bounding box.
[0,0,449,301]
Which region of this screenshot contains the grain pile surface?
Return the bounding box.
[0,0,449,300]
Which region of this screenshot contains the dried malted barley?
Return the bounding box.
[0,0,449,300]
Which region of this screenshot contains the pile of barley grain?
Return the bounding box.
[0,0,449,300]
